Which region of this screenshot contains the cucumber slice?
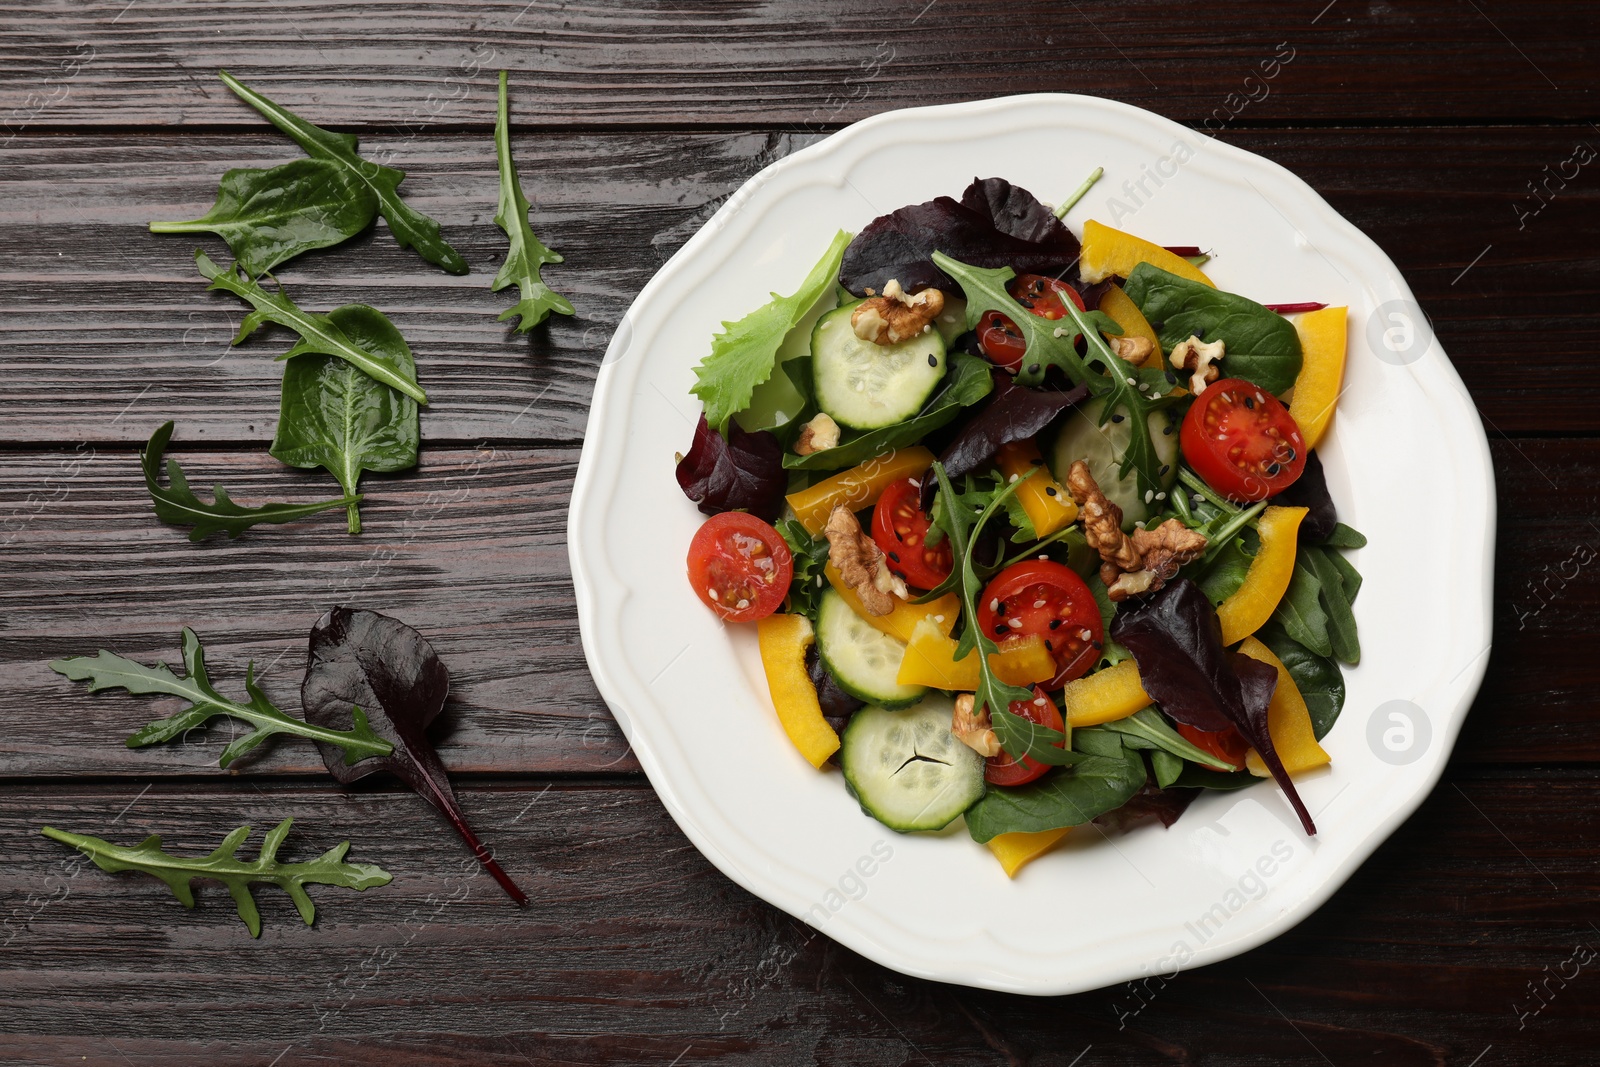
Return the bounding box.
[811,302,946,430]
[815,589,925,709]
[841,696,986,833]
[1049,396,1178,529]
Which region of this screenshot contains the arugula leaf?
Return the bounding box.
[196,251,428,405]
[270,306,420,534]
[784,350,994,470]
[933,252,1173,504]
[41,818,390,937]
[776,518,829,619]
[1123,263,1303,396]
[218,70,467,275]
[141,421,357,541]
[149,159,376,277]
[1098,706,1238,772]
[691,230,851,434]
[964,739,1146,841]
[491,71,574,332]
[50,627,394,768]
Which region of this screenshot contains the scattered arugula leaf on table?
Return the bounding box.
[269,305,420,535]
[50,627,394,768]
[217,70,467,275]
[691,229,851,434]
[149,158,376,277]
[141,420,358,541]
[41,818,390,937]
[196,250,428,405]
[491,70,573,332]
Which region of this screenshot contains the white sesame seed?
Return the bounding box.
[1009,473,1020,483]
[707,587,717,599]
[1009,617,1024,629]
[1156,492,1167,501]
[735,598,749,609]
[1144,489,1154,503]
[1033,697,1047,707]
[1037,554,1048,560]
[1033,599,1046,608]
[934,614,946,623]
[1053,327,1069,338]
[1079,628,1092,641]
[1126,376,1136,385]
[908,477,921,489]
[989,598,999,611]
[1193,494,1205,506]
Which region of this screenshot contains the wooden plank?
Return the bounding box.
[2,1,1595,129]
[1,126,1596,445]
[0,770,1596,1063]
[0,437,1595,778]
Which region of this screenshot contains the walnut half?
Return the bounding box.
[951,693,1001,758]
[1170,335,1225,394]
[822,504,907,615]
[851,279,945,345]
[793,412,840,456]
[1067,461,1207,601]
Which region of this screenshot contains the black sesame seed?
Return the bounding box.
[889,551,900,563]
[1030,458,1044,466]
[1285,448,1297,461]
[1028,364,1041,374]
[993,624,1008,636]
[1165,370,1178,384]
[1045,486,1058,497]
[1049,618,1062,630]
[1159,464,1170,476]
[1111,413,1125,423]
[927,353,938,367]
[1244,396,1255,410]
[1092,640,1104,650]
[1045,640,1053,651]
[1162,424,1174,435]
[1266,462,1281,476]
[995,602,1006,616]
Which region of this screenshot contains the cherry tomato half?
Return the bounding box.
[986,685,1065,787]
[871,478,952,590]
[1180,378,1307,502]
[1175,722,1250,770]
[977,560,1102,687]
[687,512,793,623]
[976,274,1087,372]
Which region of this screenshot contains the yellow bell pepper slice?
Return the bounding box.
[1237,636,1330,777]
[1097,285,1164,365]
[1060,659,1152,727]
[823,564,959,644]
[1215,505,1307,646]
[895,618,1055,689]
[987,828,1071,877]
[994,441,1077,538]
[755,614,839,769]
[1287,306,1348,449]
[786,446,935,535]
[1079,220,1214,288]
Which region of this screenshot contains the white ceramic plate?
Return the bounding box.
[569,94,1494,996]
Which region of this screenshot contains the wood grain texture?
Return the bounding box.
[2,1,1595,129]
[1,771,1596,1065]
[1,126,1598,445]
[0,436,1593,778]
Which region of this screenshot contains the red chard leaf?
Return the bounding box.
[301,607,529,904]
[960,176,1081,251]
[675,411,786,522]
[1111,580,1316,835]
[922,372,1089,511]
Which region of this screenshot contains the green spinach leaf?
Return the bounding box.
[270,306,420,534]
[1257,624,1346,740]
[1171,766,1262,791]
[691,230,851,434]
[1151,748,1184,788]
[491,71,574,332]
[1307,546,1360,664]
[1124,263,1303,395]
[197,251,427,404]
[50,627,393,768]
[41,818,390,937]
[217,70,467,275]
[1324,543,1363,600]
[784,350,994,470]
[1322,522,1368,549]
[1271,552,1332,657]
[141,421,357,541]
[965,740,1146,841]
[149,159,376,277]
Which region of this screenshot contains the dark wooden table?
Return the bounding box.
[3,3,1597,1064]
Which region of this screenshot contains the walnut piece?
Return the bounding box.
[1169,335,1225,394]
[1068,462,1207,601]
[951,693,1001,758]
[823,504,907,615]
[793,412,841,456]
[1108,334,1155,367]
[851,279,946,345]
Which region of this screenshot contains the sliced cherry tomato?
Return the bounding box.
[977,560,1102,687]
[1176,722,1249,770]
[986,685,1065,787]
[976,274,1087,372]
[1180,377,1307,502]
[871,478,952,590]
[687,512,793,623]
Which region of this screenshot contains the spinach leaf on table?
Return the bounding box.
[149,158,376,277]
[41,818,390,937]
[141,420,357,541]
[217,70,467,275]
[1124,263,1303,396]
[491,70,573,332]
[197,251,428,405]
[270,305,420,535]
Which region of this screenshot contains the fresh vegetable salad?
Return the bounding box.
[676,175,1361,877]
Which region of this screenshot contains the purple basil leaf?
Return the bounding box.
[1269,450,1337,543]
[301,607,530,904]
[920,372,1088,511]
[959,176,1081,251]
[675,411,786,522]
[1110,580,1316,835]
